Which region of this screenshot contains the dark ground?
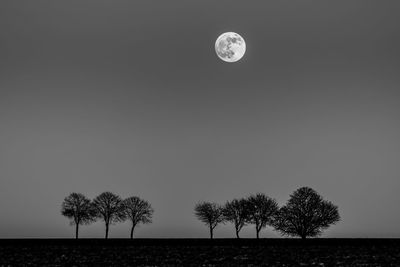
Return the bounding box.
[1,238,400,266]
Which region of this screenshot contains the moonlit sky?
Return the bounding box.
[1,1,400,238]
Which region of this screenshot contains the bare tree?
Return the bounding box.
[194,202,225,239]
[223,198,248,238]
[123,196,154,239]
[61,193,96,239]
[246,193,279,239]
[92,192,126,239]
[272,187,340,239]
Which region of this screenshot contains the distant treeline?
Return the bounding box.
[61,192,153,239]
[61,187,340,239]
[195,187,340,239]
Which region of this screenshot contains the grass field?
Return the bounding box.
[1,238,400,266]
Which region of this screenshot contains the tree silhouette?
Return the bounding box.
[123,196,154,239]
[61,193,96,239]
[246,193,278,239]
[273,187,340,239]
[223,198,248,238]
[194,202,225,239]
[92,192,126,239]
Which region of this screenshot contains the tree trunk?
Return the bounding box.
[301,235,306,240]
[209,225,213,239]
[75,224,79,239]
[256,226,260,239]
[236,229,240,239]
[105,223,109,239]
[130,225,135,239]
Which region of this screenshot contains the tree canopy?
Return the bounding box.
[194,202,225,239]
[246,193,279,239]
[61,192,96,239]
[273,187,340,239]
[92,192,126,239]
[123,196,154,239]
[223,198,248,238]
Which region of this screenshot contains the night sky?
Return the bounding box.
[1,1,400,238]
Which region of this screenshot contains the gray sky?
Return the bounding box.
[1,0,400,238]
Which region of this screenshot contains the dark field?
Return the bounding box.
[1,239,400,266]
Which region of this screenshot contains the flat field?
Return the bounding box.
[0,238,399,266]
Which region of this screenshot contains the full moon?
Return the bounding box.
[215,32,246,63]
